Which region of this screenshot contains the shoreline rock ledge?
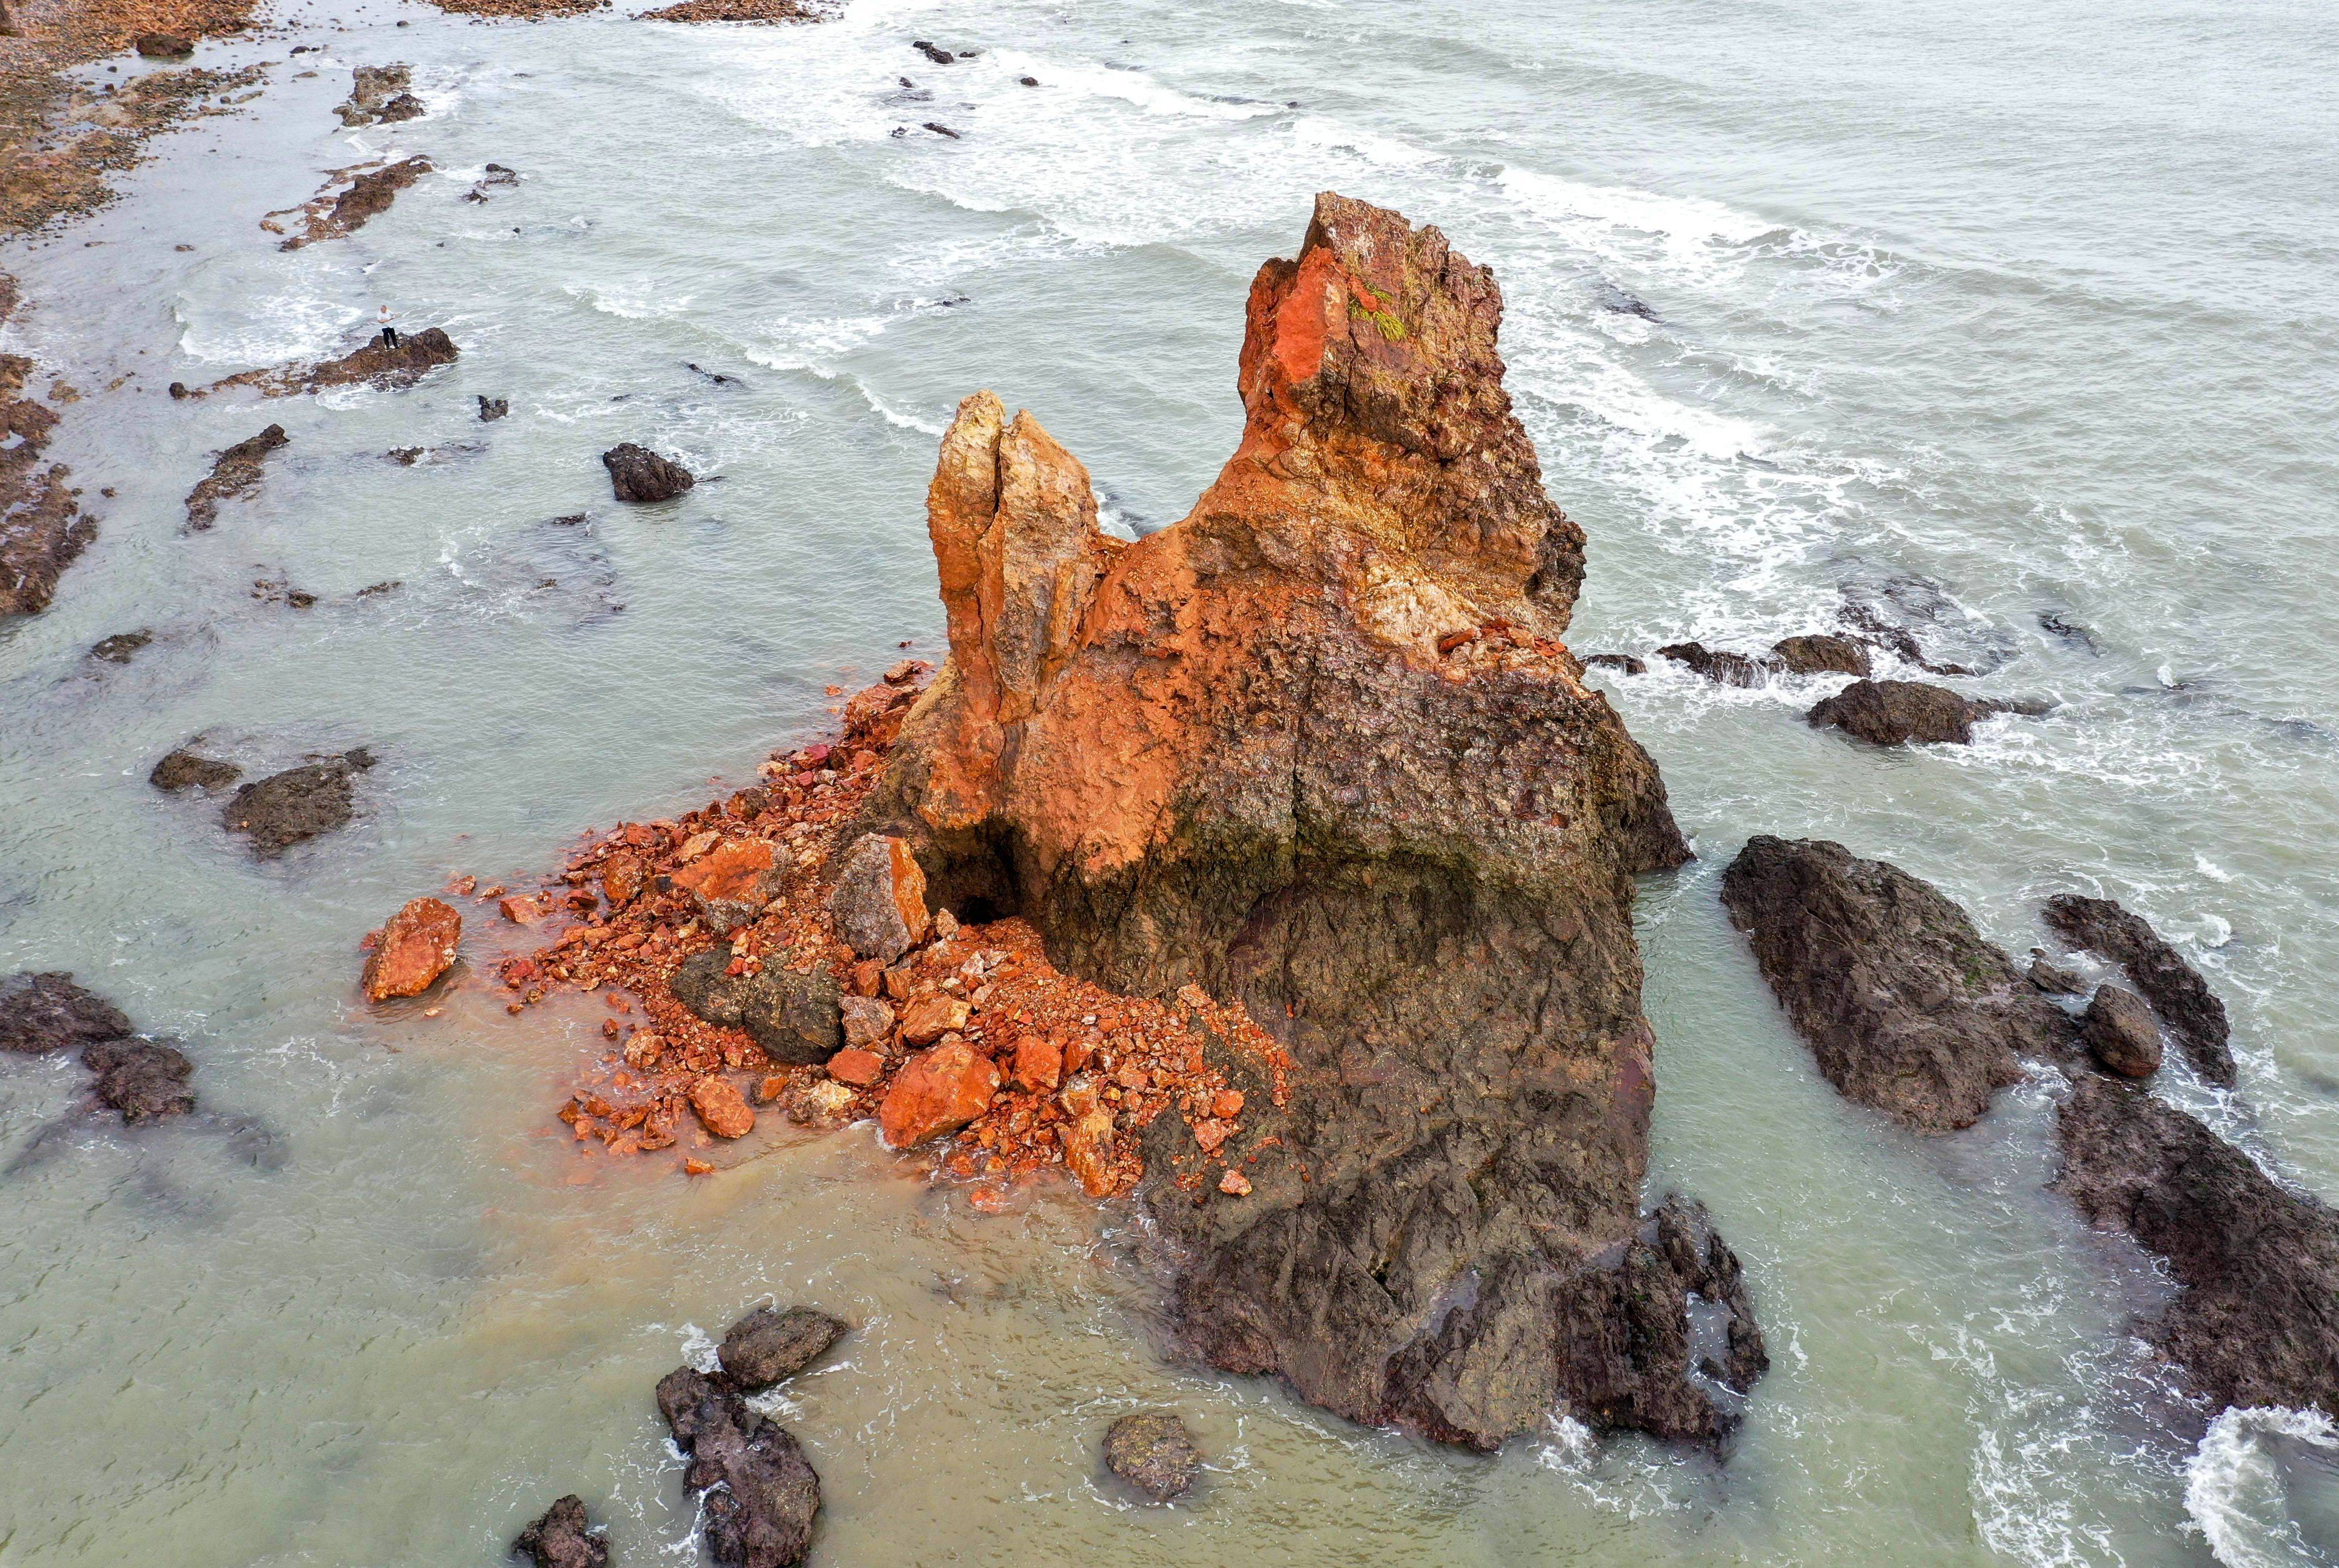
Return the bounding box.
[852,193,1760,1450]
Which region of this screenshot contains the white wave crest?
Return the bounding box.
[2186,1405,2339,1566]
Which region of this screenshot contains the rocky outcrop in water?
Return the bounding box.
[511,1496,607,1568]
[1770,632,1870,677]
[1103,1412,1201,1502]
[334,64,410,126]
[279,156,432,250]
[1806,678,1988,746]
[221,748,375,857]
[361,897,461,1001]
[1,971,196,1123]
[90,628,152,662]
[1657,640,1768,687]
[183,423,286,530]
[602,443,694,503]
[176,329,458,400]
[1,351,94,617]
[2043,893,2234,1086]
[654,1303,837,1567]
[83,1036,195,1122]
[854,193,1754,1450]
[152,746,242,792]
[717,1304,847,1387]
[2057,1075,2339,1416]
[1720,836,2080,1131]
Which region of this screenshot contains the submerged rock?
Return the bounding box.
[360,897,461,1001]
[1103,1412,1201,1502]
[2057,1075,2339,1416]
[1806,678,1986,746]
[2079,984,2161,1078]
[1,970,130,1055]
[152,747,243,792]
[2043,893,2234,1086]
[717,1304,848,1390]
[854,195,1745,1450]
[479,395,509,421]
[654,1366,821,1567]
[83,1036,195,1122]
[1,352,94,617]
[183,423,288,531]
[511,1496,607,1568]
[89,628,152,663]
[669,950,842,1064]
[1581,652,1645,675]
[334,63,410,126]
[601,443,694,503]
[220,749,375,858]
[1720,835,2079,1131]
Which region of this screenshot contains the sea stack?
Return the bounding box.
[854,193,1756,1450]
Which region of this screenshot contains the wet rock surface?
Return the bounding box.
[1,970,130,1055]
[717,1304,847,1389]
[601,442,694,503]
[1657,640,1770,686]
[511,1495,607,1568]
[2079,985,2161,1078]
[1,349,94,617]
[669,949,841,1064]
[361,897,461,1001]
[1720,835,2079,1131]
[84,1036,195,1122]
[278,156,431,250]
[183,422,287,530]
[1770,632,1871,677]
[182,328,458,399]
[1806,678,1986,745]
[479,394,508,420]
[2057,1074,2339,1416]
[1103,1411,1201,1502]
[856,195,1747,1449]
[655,1310,827,1568]
[333,63,409,126]
[2043,892,2234,1086]
[877,1035,997,1147]
[220,748,374,857]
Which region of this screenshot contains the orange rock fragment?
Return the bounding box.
[361,897,461,1002]
[1219,1169,1252,1196]
[602,851,646,908]
[688,1075,755,1138]
[878,1037,998,1148]
[898,993,970,1047]
[684,1158,715,1176]
[1212,1088,1245,1118]
[669,837,782,933]
[1011,1035,1061,1093]
[828,1047,884,1087]
[499,894,543,925]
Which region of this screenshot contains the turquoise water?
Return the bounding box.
[3,0,2335,1561]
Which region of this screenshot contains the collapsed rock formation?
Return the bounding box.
[2043,893,2234,1086]
[221,748,375,857]
[1720,836,2080,1132]
[2057,1075,2339,1416]
[173,329,458,400]
[1,349,95,617]
[602,442,694,503]
[511,1496,607,1568]
[854,193,1755,1449]
[183,423,286,530]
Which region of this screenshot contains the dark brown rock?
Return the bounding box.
[1103,1412,1201,1502]
[2044,893,2234,1086]
[1657,640,1770,686]
[90,629,152,663]
[83,1037,195,1123]
[1581,652,1645,674]
[1806,678,1984,746]
[669,950,842,1064]
[717,1305,848,1391]
[1,971,130,1054]
[655,1366,821,1567]
[183,423,289,531]
[1720,836,2079,1132]
[191,331,458,400]
[479,395,509,421]
[135,31,193,55]
[2057,1074,2339,1416]
[2027,949,2087,995]
[375,92,424,122]
[511,1496,606,1568]
[1769,633,1870,677]
[2079,985,2161,1078]
[151,748,243,792]
[602,443,694,503]
[281,158,432,251]
[220,749,375,858]
[334,63,411,126]
[0,382,94,614]
[856,195,1744,1451]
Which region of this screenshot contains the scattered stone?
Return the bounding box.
[1217,1168,1249,1196]
[1656,640,1771,686]
[1581,652,1644,675]
[135,32,193,56]
[1719,835,2079,1131]
[220,749,375,858]
[601,442,694,503]
[922,121,960,138]
[2044,893,2234,1086]
[360,896,461,1001]
[837,994,892,1051]
[183,423,288,531]
[2079,984,2161,1078]
[827,834,927,962]
[1806,678,1985,746]
[511,1496,607,1568]
[654,1367,821,1568]
[669,950,842,1064]
[601,852,646,908]
[478,395,509,421]
[1019,74,1037,86]
[83,1036,195,1122]
[1010,1033,1060,1093]
[670,838,787,934]
[1770,633,1871,677]
[2057,1074,2339,1416]
[1103,1412,1201,1503]
[1,971,130,1054]
[689,1074,756,1138]
[89,628,152,662]
[150,747,242,792]
[785,1076,854,1126]
[911,38,952,62]
[878,1036,997,1147]
[717,1304,848,1390]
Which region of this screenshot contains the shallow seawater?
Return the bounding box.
[3,0,2335,1562]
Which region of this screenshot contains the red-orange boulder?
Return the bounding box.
[827,1047,884,1087]
[878,1037,997,1148]
[688,1075,755,1138]
[1011,1035,1061,1093]
[670,837,784,934]
[361,898,460,1001]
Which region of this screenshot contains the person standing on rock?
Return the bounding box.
[377,304,399,350]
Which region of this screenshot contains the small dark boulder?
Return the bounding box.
[1770,633,1870,677]
[152,748,243,793]
[1657,641,1770,687]
[1,971,130,1054]
[911,38,952,62]
[83,1037,195,1122]
[718,1305,848,1392]
[90,629,152,663]
[375,91,424,122]
[2044,893,2234,1086]
[1806,679,1984,746]
[2079,985,2161,1078]
[135,31,193,55]
[511,1495,607,1568]
[2057,1074,2339,1416]
[670,951,842,1065]
[602,443,694,503]
[1720,836,2078,1132]
[479,395,509,422]
[656,1366,821,1568]
[220,749,375,858]
[1103,1412,1201,1503]
[1582,652,1645,675]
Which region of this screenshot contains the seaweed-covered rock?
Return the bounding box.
[1103,1412,1201,1502]
[2057,1075,2339,1416]
[2044,893,2233,1086]
[511,1495,607,1568]
[152,747,243,793]
[1720,835,2079,1131]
